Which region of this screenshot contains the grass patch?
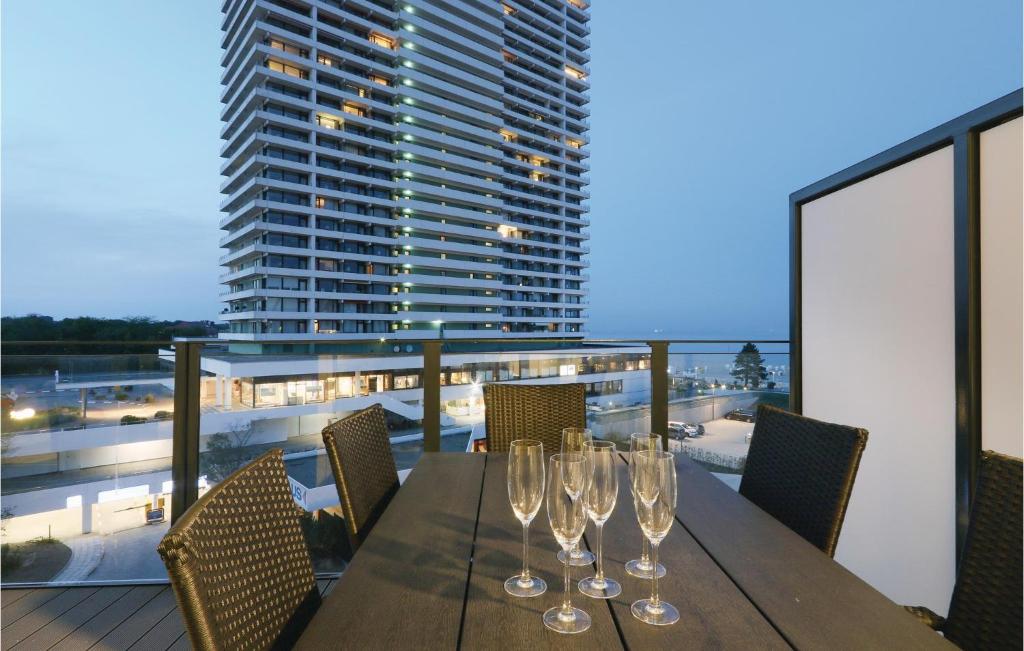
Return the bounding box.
[1,538,72,583]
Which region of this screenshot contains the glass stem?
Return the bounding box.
[521,522,530,580]
[650,541,661,606]
[562,547,572,614]
[595,522,604,580]
[640,535,650,564]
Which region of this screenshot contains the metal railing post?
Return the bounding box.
[422,341,441,453]
[171,342,202,523]
[648,341,669,451]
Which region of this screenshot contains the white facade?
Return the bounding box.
[219,0,591,340]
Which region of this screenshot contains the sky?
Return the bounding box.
[1,1,1021,339]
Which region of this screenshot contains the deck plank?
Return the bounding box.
[1,589,34,608]
[1,589,99,650]
[126,607,186,651]
[1,590,66,631]
[48,585,164,651]
[92,586,177,650]
[9,586,129,651]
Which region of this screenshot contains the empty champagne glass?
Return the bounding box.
[579,440,621,599]
[544,453,591,634]
[505,439,546,597]
[557,427,596,566]
[631,450,679,626]
[625,433,666,579]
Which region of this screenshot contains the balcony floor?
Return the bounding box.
[1,579,338,650]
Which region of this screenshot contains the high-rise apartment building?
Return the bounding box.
[219,0,590,341]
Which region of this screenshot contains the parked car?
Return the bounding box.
[725,408,756,423]
[668,421,705,438]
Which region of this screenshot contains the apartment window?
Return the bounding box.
[368,74,390,86]
[264,211,307,227]
[342,103,366,118]
[267,39,307,58]
[267,59,308,79]
[368,32,395,49]
[566,138,582,149]
[316,114,342,130]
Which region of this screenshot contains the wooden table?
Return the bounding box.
[296,453,952,650]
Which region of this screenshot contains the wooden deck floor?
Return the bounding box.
[0,580,338,650]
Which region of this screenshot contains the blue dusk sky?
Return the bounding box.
[1,1,1020,338]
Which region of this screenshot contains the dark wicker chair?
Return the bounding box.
[482,383,587,454]
[739,404,868,557]
[904,450,1022,650]
[157,449,320,651]
[321,403,400,552]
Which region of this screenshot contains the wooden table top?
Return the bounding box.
[296,452,952,650]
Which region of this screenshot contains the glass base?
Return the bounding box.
[624,558,666,579]
[579,576,622,599]
[504,574,546,598]
[631,598,680,626]
[557,548,595,566]
[543,605,592,634]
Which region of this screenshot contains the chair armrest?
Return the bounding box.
[903,605,945,631]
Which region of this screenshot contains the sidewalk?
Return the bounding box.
[52,534,104,582]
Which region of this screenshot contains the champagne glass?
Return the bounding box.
[625,433,666,579]
[631,450,679,626]
[578,440,621,599]
[544,453,591,634]
[557,427,596,566]
[505,439,547,597]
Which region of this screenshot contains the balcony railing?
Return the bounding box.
[0,337,788,587]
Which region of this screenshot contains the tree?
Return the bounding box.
[202,422,256,483]
[730,343,768,388]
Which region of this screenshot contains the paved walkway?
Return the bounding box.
[52,534,104,582]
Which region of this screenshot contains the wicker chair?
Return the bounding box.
[157,449,320,651]
[321,403,400,552]
[904,450,1022,649]
[739,404,868,557]
[482,383,587,454]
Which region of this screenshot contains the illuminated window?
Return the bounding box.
[316,113,342,129]
[566,138,582,149]
[564,66,586,81]
[317,54,335,67]
[502,3,516,14]
[267,59,307,79]
[369,32,395,49]
[567,0,587,8]
[368,74,390,86]
[502,50,516,63]
[499,129,517,142]
[315,197,326,209]
[342,103,366,118]
[268,39,307,58]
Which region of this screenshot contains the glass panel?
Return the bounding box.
[667,342,791,490]
[196,341,426,575]
[1,345,175,585]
